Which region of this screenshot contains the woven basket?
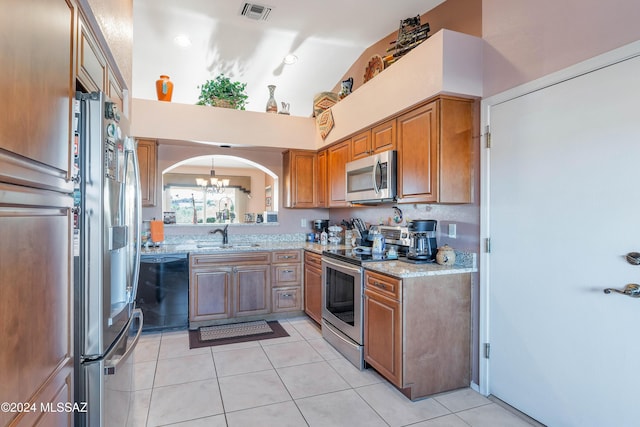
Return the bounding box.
[211,97,236,109]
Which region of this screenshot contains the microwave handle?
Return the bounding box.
[373,159,381,194]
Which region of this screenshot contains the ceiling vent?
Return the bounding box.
[240,3,272,21]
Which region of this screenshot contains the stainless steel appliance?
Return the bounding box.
[345,150,397,204]
[407,220,437,262]
[73,92,143,426]
[136,253,189,332]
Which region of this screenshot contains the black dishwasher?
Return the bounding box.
[136,253,189,332]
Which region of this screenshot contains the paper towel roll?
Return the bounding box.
[150,220,164,243]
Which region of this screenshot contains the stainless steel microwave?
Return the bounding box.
[345,150,397,204]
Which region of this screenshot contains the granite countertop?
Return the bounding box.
[141,237,476,278]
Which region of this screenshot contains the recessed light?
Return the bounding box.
[283,54,297,65]
[173,34,192,47]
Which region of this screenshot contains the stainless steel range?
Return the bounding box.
[321,225,409,369]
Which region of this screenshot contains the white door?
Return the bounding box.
[484,51,640,426]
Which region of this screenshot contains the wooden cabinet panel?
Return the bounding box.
[234,265,271,316]
[397,101,438,203]
[189,267,232,321]
[283,150,316,208]
[0,0,74,193]
[272,264,301,285]
[136,139,157,207]
[77,15,106,92]
[328,140,351,207]
[397,97,474,204]
[272,286,302,313]
[364,288,402,387]
[316,149,327,207]
[303,251,322,324]
[107,67,124,115]
[272,250,302,264]
[371,119,397,153]
[0,184,74,427]
[350,130,372,160]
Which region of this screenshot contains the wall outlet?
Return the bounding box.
[448,223,457,238]
[301,218,307,228]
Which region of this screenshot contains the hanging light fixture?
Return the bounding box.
[195,157,229,194]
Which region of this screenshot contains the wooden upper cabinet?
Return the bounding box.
[77,15,107,92]
[0,0,75,193]
[136,139,157,207]
[283,149,316,208]
[371,119,397,153]
[397,97,473,204]
[327,139,351,207]
[107,67,124,116]
[350,130,372,160]
[316,149,327,207]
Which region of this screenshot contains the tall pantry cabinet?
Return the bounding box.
[0,1,130,425]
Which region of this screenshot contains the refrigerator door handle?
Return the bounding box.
[104,308,143,375]
[124,136,142,304]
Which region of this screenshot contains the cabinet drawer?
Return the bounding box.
[272,286,301,312]
[191,252,271,267]
[304,251,322,269]
[272,250,302,263]
[364,270,401,300]
[272,264,301,285]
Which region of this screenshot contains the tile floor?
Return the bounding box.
[128,316,540,427]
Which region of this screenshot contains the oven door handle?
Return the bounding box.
[322,257,363,274]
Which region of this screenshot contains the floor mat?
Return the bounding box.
[188,320,289,348]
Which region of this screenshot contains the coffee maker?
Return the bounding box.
[407,220,437,262]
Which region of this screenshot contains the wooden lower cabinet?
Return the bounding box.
[190,267,233,321]
[271,250,302,313]
[364,270,471,400]
[0,184,74,427]
[234,264,271,316]
[303,251,323,324]
[272,286,302,313]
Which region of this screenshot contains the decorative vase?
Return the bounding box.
[155,75,173,102]
[266,85,278,113]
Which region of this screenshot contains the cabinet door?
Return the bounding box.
[234,264,271,317]
[136,139,157,207]
[397,101,439,203]
[0,0,75,193]
[350,130,372,160]
[283,150,316,208]
[371,119,397,154]
[189,267,232,321]
[316,149,328,207]
[304,264,322,324]
[0,185,74,427]
[364,288,402,388]
[272,286,302,313]
[327,140,351,207]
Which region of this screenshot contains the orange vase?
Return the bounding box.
[155,75,173,102]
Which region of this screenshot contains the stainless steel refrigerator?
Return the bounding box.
[73,92,143,426]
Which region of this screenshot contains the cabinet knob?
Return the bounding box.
[282,293,293,297]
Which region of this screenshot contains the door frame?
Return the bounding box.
[478,38,640,396]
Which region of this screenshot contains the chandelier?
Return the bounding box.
[195,158,229,194]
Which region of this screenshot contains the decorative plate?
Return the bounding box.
[364,54,385,83]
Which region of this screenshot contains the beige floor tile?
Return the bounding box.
[209,340,260,353]
[213,346,273,377]
[433,388,492,413]
[126,388,152,427]
[132,360,156,390]
[411,414,472,427]
[356,381,451,427]
[218,369,292,412]
[158,333,211,360]
[262,340,324,368]
[307,337,343,360]
[153,353,216,387]
[132,338,160,363]
[289,320,322,340]
[277,360,351,399]
[327,358,384,388]
[258,322,305,346]
[226,401,307,427]
[456,403,536,427]
[163,414,227,426]
[296,389,388,427]
[147,379,223,426]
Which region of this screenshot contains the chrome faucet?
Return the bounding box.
[209,224,229,245]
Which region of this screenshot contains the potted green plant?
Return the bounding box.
[196,74,249,110]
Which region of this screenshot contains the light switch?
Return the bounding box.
[301,218,307,227]
[448,223,457,238]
